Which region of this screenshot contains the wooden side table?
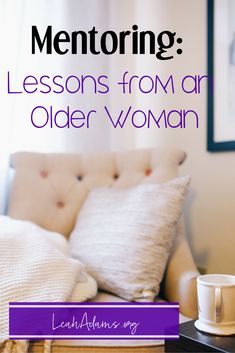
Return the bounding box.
[165,320,235,352]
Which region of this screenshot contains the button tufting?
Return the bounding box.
[145,168,152,176]
[40,170,48,178]
[77,175,83,181]
[57,201,65,209]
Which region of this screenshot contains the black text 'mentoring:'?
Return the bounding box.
[31,25,183,60]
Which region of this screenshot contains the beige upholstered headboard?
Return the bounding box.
[8,148,186,238]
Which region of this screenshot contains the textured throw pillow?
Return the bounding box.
[69,176,190,301]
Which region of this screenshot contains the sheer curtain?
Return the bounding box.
[1,0,112,153]
[0,0,111,212]
[0,0,172,212]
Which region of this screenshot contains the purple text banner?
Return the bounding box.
[9,302,179,340]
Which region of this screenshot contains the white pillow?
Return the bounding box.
[69,176,190,301]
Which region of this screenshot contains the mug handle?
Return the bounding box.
[215,287,222,323]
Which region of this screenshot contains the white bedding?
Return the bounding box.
[0,216,97,352]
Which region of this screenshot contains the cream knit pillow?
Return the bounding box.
[69,176,190,301]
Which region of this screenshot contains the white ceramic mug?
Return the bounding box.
[195,274,235,335]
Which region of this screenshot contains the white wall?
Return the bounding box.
[131,0,235,274]
[173,0,235,274]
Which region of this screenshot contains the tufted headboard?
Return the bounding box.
[7,147,199,318]
[8,148,186,238]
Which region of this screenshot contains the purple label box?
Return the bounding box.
[9,302,179,340]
